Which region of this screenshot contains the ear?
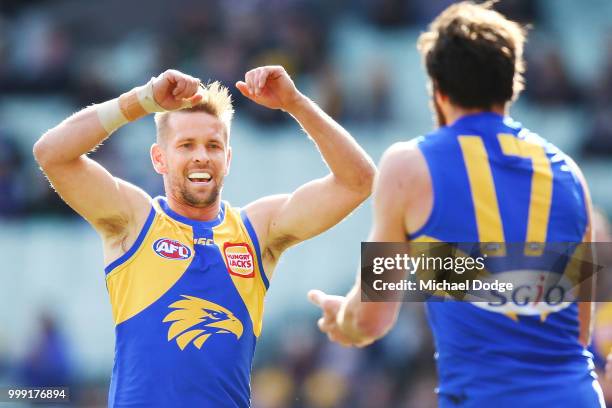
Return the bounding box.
[433,87,447,105]
[150,143,167,175]
[225,146,232,176]
[429,80,444,101]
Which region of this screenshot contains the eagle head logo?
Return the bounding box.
[163,295,244,350]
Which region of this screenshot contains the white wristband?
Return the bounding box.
[96,98,128,135]
[95,78,162,135]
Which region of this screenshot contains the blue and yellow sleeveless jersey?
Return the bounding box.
[412,112,604,407]
[104,196,269,407]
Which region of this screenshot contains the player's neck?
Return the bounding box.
[446,105,506,125]
[166,195,222,222]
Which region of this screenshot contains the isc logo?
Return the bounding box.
[153,238,192,260]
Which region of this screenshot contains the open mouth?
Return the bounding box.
[187,172,213,184]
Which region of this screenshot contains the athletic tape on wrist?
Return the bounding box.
[96,98,128,135]
[135,77,165,113]
[134,76,202,112]
[96,76,203,134]
[96,78,161,134]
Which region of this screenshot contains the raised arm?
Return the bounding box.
[33,70,202,259]
[236,66,376,271]
[309,142,430,347]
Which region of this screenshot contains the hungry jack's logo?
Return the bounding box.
[163,295,243,350]
[223,243,255,278]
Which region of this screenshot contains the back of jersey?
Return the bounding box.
[413,112,597,402]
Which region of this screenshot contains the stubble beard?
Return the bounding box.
[173,175,223,208]
[181,185,220,208]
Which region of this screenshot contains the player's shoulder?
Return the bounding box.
[98,179,153,239]
[379,139,428,178]
[408,125,458,155]
[239,194,289,236]
[376,139,431,201]
[558,150,591,202]
[513,121,582,175]
[224,199,266,229]
[240,194,287,220]
[510,118,591,205]
[504,116,563,154]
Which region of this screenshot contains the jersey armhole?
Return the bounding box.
[240,210,270,290]
[408,146,440,240]
[104,205,156,275]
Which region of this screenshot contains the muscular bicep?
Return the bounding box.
[255,174,370,255]
[42,156,151,238]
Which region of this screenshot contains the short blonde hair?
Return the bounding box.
[154,81,234,144]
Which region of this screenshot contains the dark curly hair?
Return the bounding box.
[417,1,527,109]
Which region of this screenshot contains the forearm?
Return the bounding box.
[35,107,119,167]
[337,280,400,346]
[286,96,375,192]
[336,284,373,345]
[33,88,150,167]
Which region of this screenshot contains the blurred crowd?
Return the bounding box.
[0,306,439,408]
[0,0,611,218]
[250,307,437,408]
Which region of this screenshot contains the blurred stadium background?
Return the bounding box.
[1,0,612,406]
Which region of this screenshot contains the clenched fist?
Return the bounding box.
[152,69,203,111]
[236,66,304,112]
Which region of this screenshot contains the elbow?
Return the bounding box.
[33,138,48,168]
[352,159,377,200]
[363,160,377,194]
[33,133,62,169]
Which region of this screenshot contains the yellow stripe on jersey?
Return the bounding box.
[411,235,441,243]
[458,136,506,252]
[498,134,553,255]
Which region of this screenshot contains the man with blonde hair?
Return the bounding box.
[311,2,604,406]
[34,66,375,407]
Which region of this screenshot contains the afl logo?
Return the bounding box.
[153,238,192,260]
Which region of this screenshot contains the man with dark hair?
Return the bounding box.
[310,2,605,406]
